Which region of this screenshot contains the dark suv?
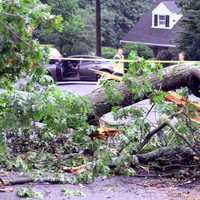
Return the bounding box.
[48,53,114,81]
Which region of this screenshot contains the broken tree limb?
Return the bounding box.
[136,122,168,153]
[86,64,200,118]
[0,177,72,186]
[167,122,200,157]
[136,112,200,156]
[136,146,195,163]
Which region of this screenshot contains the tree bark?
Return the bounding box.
[136,146,195,163]
[86,64,200,118]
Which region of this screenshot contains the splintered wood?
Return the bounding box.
[90,69,123,82]
[62,165,86,174]
[0,179,13,193]
[165,91,200,124]
[0,179,9,187]
[91,126,120,140]
[165,91,200,111]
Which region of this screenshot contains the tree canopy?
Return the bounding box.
[178,0,200,60]
[39,0,152,55]
[38,0,87,55]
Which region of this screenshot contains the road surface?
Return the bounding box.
[1,175,200,200]
[58,81,97,96]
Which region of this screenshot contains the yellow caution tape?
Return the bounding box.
[49,57,200,64]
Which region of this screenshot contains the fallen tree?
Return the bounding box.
[86,63,200,118]
[1,62,200,184]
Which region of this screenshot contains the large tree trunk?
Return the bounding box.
[86,64,200,118]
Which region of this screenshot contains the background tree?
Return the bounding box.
[38,0,89,55]
[38,0,153,55]
[178,0,200,60]
[101,0,152,47]
[79,0,152,47]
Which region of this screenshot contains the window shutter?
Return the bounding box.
[154,15,158,27]
[166,15,170,27]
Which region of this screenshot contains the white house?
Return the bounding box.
[152,1,182,29]
[121,0,183,54]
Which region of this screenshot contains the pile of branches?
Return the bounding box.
[1,63,200,185]
[135,122,200,177]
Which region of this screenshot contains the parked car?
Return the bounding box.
[48,49,114,81]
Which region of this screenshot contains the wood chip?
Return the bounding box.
[92,126,121,140]
[0,187,14,192]
[62,165,86,174]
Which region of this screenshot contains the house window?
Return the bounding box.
[154,15,170,28]
[159,15,166,25]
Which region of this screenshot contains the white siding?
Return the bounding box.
[170,13,183,28]
[152,2,182,29]
[152,2,172,15]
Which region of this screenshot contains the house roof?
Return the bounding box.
[162,1,181,13]
[121,1,183,47]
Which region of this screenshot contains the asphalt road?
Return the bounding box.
[1,176,200,200]
[57,81,97,96]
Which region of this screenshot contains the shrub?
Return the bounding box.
[156,49,173,60]
[102,47,116,59]
[123,43,154,59]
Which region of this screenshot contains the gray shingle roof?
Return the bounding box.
[163,1,181,13]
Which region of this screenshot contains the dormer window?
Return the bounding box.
[159,15,166,25]
[152,1,182,29]
[153,14,170,28]
[160,15,170,27]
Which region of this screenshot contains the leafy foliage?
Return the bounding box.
[39,0,90,55]
[101,47,116,59]
[101,80,124,105]
[0,1,200,185]
[0,0,62,87]
[17,187,43,199]
[123,44,154,59]
[123,51,163,100]
[62,188,85,197]
[0,86,91,134]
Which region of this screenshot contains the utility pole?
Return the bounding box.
[96,0,101,56]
